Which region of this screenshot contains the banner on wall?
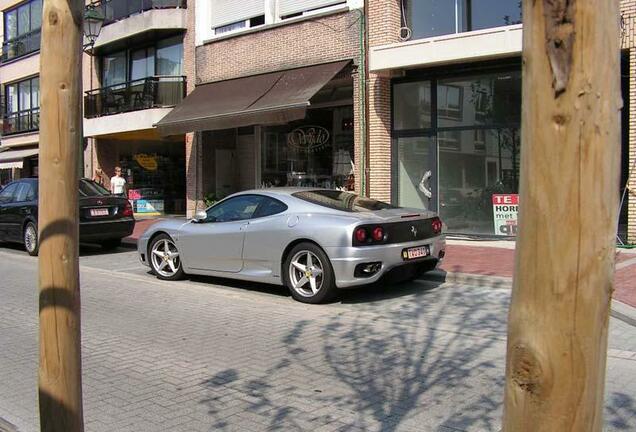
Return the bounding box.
[492,194,519,236]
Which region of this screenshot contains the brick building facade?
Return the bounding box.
[621,0,636,243]
[181,1,364,215]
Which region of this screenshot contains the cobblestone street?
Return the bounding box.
[1,246,635,432]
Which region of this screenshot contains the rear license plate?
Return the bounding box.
[90,208,109,217]
[403,245,430,260]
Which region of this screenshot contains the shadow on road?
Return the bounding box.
[198,277,507,431]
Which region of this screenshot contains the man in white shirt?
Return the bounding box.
[110,166,127,196]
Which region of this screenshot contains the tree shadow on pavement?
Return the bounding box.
[199,278,509,431]
[605,392,636,431]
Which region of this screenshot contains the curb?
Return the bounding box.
[422,270,512,288]
[0,417,19,432]
[611,299,636,327]
[422,271,636,327]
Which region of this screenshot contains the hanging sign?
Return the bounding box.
[492,194,519,236]
[287,126,330,152]
[134,154,158,171]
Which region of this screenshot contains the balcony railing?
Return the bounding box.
[84,75,186,118]
[2,108,40,135]
[88,0,186,26]
[1,29,41,63]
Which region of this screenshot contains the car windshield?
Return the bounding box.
[79,179,111,197]
[292,190,397,212]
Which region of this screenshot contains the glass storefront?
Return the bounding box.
[261,106,354,190]
[393,65,521,235]
[114,142,186,215]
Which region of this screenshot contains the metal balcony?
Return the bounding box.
[84,75,186,118]
[2,108,40,136]
[88,0,186,26]
[1,29,41,63]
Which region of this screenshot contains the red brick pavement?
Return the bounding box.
[440,244,636,308]
[124,219,636,308]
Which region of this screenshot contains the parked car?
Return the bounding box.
[138,188,446,304]
[0,178,135,256]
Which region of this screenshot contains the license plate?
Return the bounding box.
[403,246,430,260]
[90,208,109,217]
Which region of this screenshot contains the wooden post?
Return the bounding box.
[503,1,621,431]
[38,1,84,431]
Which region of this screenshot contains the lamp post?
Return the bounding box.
[81,5,104,177]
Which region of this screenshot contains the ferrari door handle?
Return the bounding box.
[239,222,249,231]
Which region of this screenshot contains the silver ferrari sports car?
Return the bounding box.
[138,188,446,303]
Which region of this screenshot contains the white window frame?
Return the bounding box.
[197,0,360,46]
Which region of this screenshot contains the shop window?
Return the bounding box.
[393,81,432,130]
[438,85,463,121]
[392,66,522,235]
[437,130,461,151]
[261,105,354,190]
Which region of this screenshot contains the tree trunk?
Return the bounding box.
[38,1,84,431]
[502,0,621,430]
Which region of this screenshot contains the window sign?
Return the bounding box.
[492,194,519,236]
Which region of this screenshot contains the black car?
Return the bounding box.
[0,178,135,256]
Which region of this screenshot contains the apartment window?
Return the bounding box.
[214,15,264,35]
[2,0,42,62]
[101,37,183,86]
[3,76,40,135]
[279,0,346,19]
[403,0,522,40]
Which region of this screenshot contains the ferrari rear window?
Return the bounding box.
[293,190,396,212]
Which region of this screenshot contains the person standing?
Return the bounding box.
[110,166,126,196]
[92,167,106,186]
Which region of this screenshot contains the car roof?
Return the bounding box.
[234,187,340,198]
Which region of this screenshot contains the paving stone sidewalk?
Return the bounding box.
[1,250,636,432]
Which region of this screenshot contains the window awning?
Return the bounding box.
[0,147,39,169]
[155,60,351,136]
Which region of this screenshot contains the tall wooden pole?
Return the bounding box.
[503,1,621,431]
[38,1,84,431]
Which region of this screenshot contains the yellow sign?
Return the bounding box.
[134,154,158,171]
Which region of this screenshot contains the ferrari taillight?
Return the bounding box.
[354,227,367,243]
[431,217,443,235]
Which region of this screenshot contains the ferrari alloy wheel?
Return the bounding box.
[284,242,336,304]
[24,222,39,256]
[149,234,184,281]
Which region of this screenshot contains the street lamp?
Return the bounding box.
[83,5,104,53]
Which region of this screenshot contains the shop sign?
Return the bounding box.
[287,126,330,153]
[134,154,158,171]
[492,194,519,236]
[135,199,164,214]
[128,189,142,200]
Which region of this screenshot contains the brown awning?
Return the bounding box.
[156,60,351,135]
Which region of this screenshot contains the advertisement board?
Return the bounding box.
[492,194,519,236]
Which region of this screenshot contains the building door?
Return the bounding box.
[395,136,438,212]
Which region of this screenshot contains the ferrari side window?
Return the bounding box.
[206,195,264,222]
[254,197,288,218]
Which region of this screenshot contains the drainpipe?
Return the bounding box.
[354,6,367,197]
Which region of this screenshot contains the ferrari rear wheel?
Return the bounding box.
[149,234,184,281]
[284,242,336,304]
